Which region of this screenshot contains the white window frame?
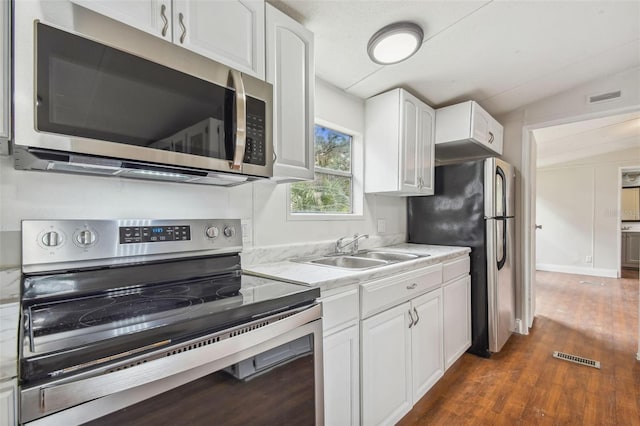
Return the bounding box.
[287,119,364,221]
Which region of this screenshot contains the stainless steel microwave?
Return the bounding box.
[13,16,273,186]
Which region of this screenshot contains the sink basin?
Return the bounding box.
[301,250,427,270]
[308,256,387,269]
[351,251,421,262]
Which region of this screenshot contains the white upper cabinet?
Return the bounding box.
[71,0,173,40]
[434,101,504,162]
[265,4,315,181]
[173,0,264,78]
[71,0,266,79]
[1,0,10,153]
[365,88,435,196]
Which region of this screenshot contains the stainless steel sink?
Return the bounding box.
[301,250,427,270]
[351,251,421,262]
[308,256,387,269]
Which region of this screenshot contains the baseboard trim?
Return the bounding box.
[536,263,617,278]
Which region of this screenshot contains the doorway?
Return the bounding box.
[521,108,640,360]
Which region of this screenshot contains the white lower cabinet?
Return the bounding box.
[320,254,470,426]
[411,289,444,402]
[361,302,413,426]
[443,275,471,370]
[442,255,471,370]
[322,287,359,426]
[361,287,444,426]
[0,379,17,426]
[324,324,359,426]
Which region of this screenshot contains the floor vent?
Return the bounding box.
[553,351,601,369]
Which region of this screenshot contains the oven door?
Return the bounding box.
[21,304,323,425]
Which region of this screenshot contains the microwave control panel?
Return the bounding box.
[244,98,266,166]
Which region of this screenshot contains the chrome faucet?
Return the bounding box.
[335,234,369,255]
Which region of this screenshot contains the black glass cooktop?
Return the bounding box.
[20,256,319,384]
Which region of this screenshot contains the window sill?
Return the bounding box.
[287,212,364,222]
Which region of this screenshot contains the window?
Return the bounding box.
[290,125,354,214]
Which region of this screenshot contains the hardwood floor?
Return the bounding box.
[398,271,640,425]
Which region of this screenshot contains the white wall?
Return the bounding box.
[0,77,407,267]
[536,148,640,277]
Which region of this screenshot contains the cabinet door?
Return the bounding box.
[71,0,172,41]
[472,102,503,155]
[623,233,640,267]
[487,115,504,155]
[1,0,10,150]
[443,275,471,369]
[173,0,265,78]
[471,103,490,144]
[266,4,315,181]
[324,325,359,426]
[0,380,17,426]
[400,91,421,193]
[411,289,444,402]
[361,302,412,426]
[417,104,435,195]
[621,188,640,221]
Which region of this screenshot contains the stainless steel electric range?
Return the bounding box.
[19,219,322,425]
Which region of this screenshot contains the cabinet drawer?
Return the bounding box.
[443,256,470,283]
[360,264,442,319]
[322,287,359,335]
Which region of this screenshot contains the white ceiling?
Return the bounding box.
[534,111,640,167]
[271,0,640,116]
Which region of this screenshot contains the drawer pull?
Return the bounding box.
[406,283,417,290]
[408,309,415,328]
[413,307,420,325]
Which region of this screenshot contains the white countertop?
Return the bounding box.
[621,222,640,232]
[243,243,471,292]
[0,268,20,381]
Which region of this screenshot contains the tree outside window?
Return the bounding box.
[290,125,353,214]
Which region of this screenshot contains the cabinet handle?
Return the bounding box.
[413,307,420,325]
[178,12,187,44]
[406,283,417,290]
[488,132,495,144]
[408,309,415,328]
[160,4,169,37]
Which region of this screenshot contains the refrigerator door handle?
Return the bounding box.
[496,166,507,218]
[497,219,507,270]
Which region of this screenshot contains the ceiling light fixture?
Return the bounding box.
[367,22,424,65]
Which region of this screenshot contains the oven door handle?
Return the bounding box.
[229,69,247,171]
[22,304,321,423]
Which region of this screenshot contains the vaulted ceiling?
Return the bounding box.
[271,0,640,116]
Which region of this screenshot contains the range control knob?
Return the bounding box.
[205,226,220,239]
[42,231,61,247]
[76,230,96,246]
[223,226,235,238]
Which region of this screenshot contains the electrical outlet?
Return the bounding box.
[585,255,592,263]
[377,219,386,233]
[241,219,252,245]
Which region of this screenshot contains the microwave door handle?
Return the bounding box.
[229,69,247,171]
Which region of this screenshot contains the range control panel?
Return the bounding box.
[22,219,242,274]
[119,225,191,244]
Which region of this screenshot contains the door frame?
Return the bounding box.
[521,105,640,332]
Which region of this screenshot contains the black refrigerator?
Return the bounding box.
[408,158,516,357]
